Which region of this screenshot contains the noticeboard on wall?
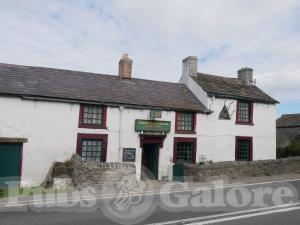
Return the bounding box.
[122,148,136,162]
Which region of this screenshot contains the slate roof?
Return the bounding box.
[0,63,207,112]
[277,114,300,128]
[192,73,278,104]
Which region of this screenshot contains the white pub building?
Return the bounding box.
[0,54,278,186]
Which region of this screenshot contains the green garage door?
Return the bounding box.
[0,143,22,189]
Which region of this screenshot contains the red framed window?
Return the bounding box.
[235,136,253,161]
[173,138,197,164]
[175,112,196,134]
[78,104,107,129]
[236,101,253,125]
[76,133,108,162]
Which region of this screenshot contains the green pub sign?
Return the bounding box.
[135,120,171,133]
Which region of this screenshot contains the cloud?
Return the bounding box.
[0,0,300,107]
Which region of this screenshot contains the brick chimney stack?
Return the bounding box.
[119,54,133,79]
[238,67,254,84]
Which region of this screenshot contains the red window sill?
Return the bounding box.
[175,130,196,134]
[235,121,254,126]
[78,124,107,129]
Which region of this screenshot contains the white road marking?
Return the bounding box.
[193,206,300,225]
[145,203,300,225]
[0,178,299,208]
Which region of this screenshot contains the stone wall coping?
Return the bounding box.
[71,154,136,169]
[184,156,300,170]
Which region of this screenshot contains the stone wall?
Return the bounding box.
[184,157,300,182]
[71,154,136,189]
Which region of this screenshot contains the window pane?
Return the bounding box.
[81,139,103,161]
[82,105,103,126]
[176,142,193,163]
[237,139,250,161]
[177,112,194,131]
[238,102,250,123]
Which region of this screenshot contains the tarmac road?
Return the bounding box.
[0,178,299,225]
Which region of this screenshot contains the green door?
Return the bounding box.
[147,145,158,179]
[0,144,22,189]
[173,163,184,182]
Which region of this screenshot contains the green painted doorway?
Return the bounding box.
[141,144,159,180]
[0,143,22,189]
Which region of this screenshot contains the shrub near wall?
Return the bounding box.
[277,139,300,158]
[184,157,300,182]
[71,154,136,189]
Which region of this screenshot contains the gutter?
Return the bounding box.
[18,94,208,113]
[207,93,280,104]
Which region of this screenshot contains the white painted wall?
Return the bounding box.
[0,94,276,187]
[197,97,277,162]
[180,72,276,163]
[0,96,183,186]
[0,97,79,186]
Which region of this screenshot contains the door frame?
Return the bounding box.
[139,134,166,180]
[0,142,23,186]
[142,143,159,179]
[139,134,166,148]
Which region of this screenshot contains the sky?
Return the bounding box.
[0,0,300,117]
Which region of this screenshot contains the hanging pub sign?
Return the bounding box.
[219,105,231,120]
[122,148,136,162]
[135,119,171,133]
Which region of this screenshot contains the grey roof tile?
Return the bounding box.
[0,63,207,112]
[192,73,278,104]
[277,114,300,128]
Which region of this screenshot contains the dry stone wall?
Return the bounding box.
[71,154,136,189]
[184,157,300,182]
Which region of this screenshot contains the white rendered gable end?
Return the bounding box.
[180,74,208,107]
[179,56,208,108]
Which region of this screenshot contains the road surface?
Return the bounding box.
[0,178,299,225]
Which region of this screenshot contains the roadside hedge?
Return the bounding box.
[277,139,300,158]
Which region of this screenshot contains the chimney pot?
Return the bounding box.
[238,67,254,84]
[119,53,133,79]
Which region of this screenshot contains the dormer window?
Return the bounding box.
[236,101,253,125]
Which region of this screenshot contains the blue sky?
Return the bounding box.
[0,0,300,117]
